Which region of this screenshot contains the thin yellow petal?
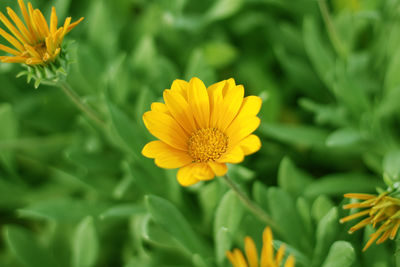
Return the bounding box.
[226,251,239,267]
[260,227,273,267]
[142,111,189,151]
[50,7,58,34]
[23,43,40,59]
[0,43,20,55]
[34,9,49,37]
[284,255,295,267]
[25,57,43,65]
[66,17,84,33]
[207,161,228,177]
[7,7,34,44]
[239,134,261,156]
[233,249,249,267]
[340,209,370,223]
[142,140,193,169]
[188,77,210,128]
[244,237,258,267]
[0,55,26,63]
[343,193,376,200]
[275,244,286,265]
[18,0,36,39]
[0,11,29,44]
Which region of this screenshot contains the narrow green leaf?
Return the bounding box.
[100,204,145,220]
[4,225,57,267]
[259,123,329,148]
[304,173,383,197]
[72,216,99,267]
[145,195,209,256]
[383,150,400,183]
[321,241,355,267]
[205,0,244,22]
[214,190,244,265]
[326,128,362,147]
[312,207,339,266]
[278,157,313,197]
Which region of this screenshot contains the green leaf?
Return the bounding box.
[267,187,310,251]
[252,181,269,213]
[227,164,255,182]
[311,195,334,223]
[107,100,142,158]
[145,195,209,256]
[100,204,145,220]
[214,190,244,265]
[0,104,18,172]
[312,207,339,267]
[259,123,330,148]
[4,225,57,267]
[202,41,237,69]
[326,128,362,147]
[304,173,383,198]
[205,0,244,22]
[383,150,400,184]
[303,16,335,87]
[321,241,355,267]
[72,216,99,267]
[278,157,313,197]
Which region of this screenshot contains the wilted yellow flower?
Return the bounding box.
[0,0,83,65]
[226,227,295,267]
[340,192,400,251]
[142,77,262,186]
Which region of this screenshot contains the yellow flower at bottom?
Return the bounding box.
[226,227,295,267]
[142,77,262,186]
[340,192,400,251]
[0,0,83,65]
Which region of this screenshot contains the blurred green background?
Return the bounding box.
[1,0,400,266]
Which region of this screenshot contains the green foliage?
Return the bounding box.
[0,0,399,266]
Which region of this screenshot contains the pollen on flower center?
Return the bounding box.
[188,128,228,162]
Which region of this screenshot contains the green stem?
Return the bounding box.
[221,175,282,235]
[57,80,106,128]
[318,0,347,59]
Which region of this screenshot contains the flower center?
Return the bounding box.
[188,128,228,163]
[34,43,48,59]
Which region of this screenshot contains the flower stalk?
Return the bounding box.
[221,175,282,235]
[57,80,106,128]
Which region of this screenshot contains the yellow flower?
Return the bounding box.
[142,77,262,186]
[340,192,400,251]
[0,0,83,65]
[226,227,295,267]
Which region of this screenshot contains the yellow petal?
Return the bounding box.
[218,84,244,131]
[239,135,261,155]
[143,111,189,151]
[233,249,249,267]
[151,102,170,114]
[0,44,20,55]
[170,79,189,100]
[66,17,84,33]
[226,251,239,267]
[142,141,193,169]
[188,77,210,128]
[164,89,197,133]
[208,161,228,177]
[260,227,273,267]
[207,80,225,128]
[226,116,260,148]
[177,163,214,186]
[218,146,244,164]
[244,237,258,267]
[284,255,295,267]
[50,6,58,34]
[237,96,262,117]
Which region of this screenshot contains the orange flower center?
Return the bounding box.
[188,128,228,162]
